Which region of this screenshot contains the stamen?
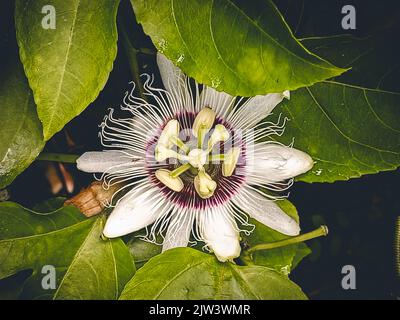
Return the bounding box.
[193,107,216,138]
[157,119,179,149]
[222,147,240,177]
[155,145,186,162]
[170,163,191,178]
[207,124,229,151]
[194,169,217,199]
[155,169,184,192]
[146,105,245,203]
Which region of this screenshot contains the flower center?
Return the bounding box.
[153,108,239,199]
[187,148,207,169]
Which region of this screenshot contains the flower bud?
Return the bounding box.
[202,213,241,262]
[64,181,119,217]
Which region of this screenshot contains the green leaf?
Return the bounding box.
[125,234,162,270]
[120,247,306,300]
[0,59,45,189]
[15,0,120,140]
[273,81,400,182]
[275,34,400,182]
[291,243,312,270]
[125,200,311,273]
[32,197,67,213]
[131,0,345,96]
[301,34,400,93]
[0,1,44,189]
[0,201,135,300]
[241,199,310,274]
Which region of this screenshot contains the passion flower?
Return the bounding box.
[76,54,313,262]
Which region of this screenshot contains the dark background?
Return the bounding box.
[2,0,400,299]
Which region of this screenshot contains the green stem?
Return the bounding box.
[170,163,191,178]
[36,153,79,163]
[247,225,329,254]
[120,23,146,100]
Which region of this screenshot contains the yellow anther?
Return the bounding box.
[194,169,217,199]
[155,169,184,192]
[155,145,181,162]
[157,119,179,149]
[207,124,229,151]
[222,147,240,177]
[193,107,216,139]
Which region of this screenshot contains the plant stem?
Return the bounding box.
[120,23,146,100]
[247,225,328,254]
[36,153,79,163]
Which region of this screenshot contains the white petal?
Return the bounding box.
[156,53,193,111]
[228,91,289,129]
[76,150,137,173]
[232,186,300,236]
[162,212,192,252]
[103,186,168,238]
[199,85,235,118]
[247,144,313,183]
[200,208,241,262]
